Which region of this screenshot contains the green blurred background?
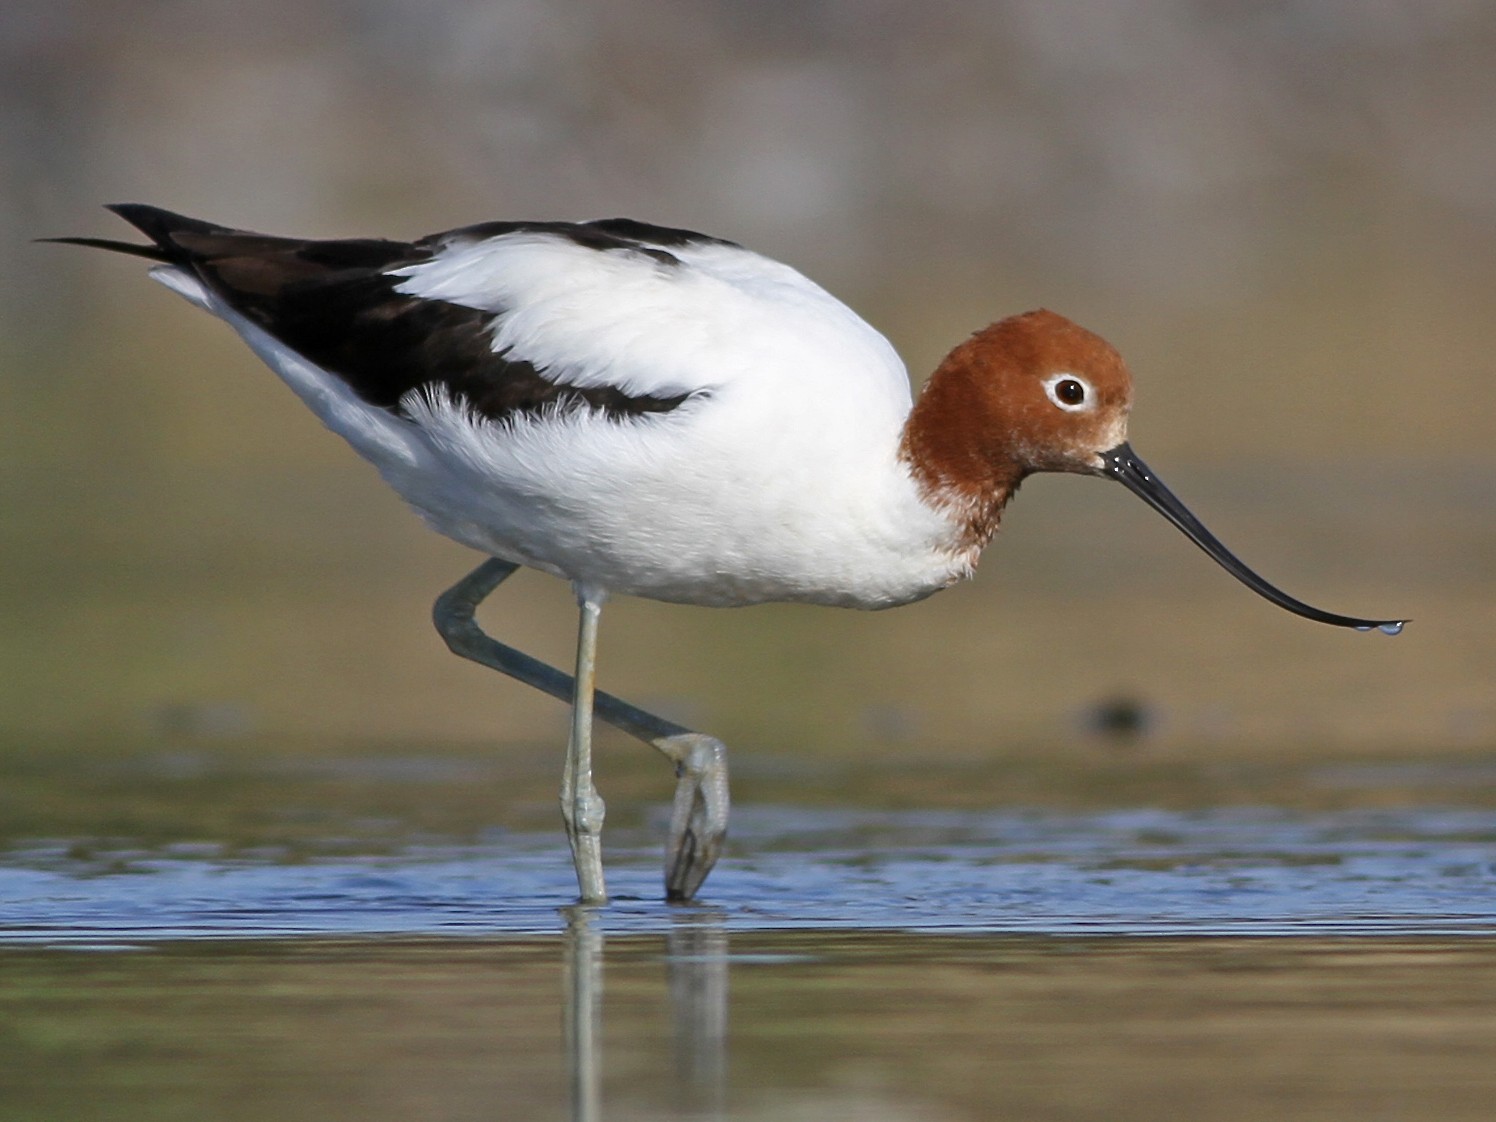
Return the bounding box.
[2,0,1492,767]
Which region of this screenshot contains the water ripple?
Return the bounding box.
[2,805,1494,944]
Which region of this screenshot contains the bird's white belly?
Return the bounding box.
[390,391,966,609]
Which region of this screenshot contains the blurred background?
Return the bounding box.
[3,0,1493,765]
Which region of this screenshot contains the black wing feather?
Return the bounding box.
[58,204,695,422]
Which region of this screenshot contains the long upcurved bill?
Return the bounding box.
[1100,443,1405,633]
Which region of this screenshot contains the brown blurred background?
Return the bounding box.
[2,0,1492,763]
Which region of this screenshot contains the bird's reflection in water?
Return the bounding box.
[667,908,729,1114]
[561,905,729,1122]
[561,906,605,1122]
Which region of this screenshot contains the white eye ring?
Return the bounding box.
[1044,373,1093,412]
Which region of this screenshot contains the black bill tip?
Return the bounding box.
[1100,443,1406,634]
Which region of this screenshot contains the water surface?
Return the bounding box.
[4,746,1496,1120]
[4,802,1496,941]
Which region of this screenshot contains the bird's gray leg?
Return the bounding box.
[433,559,730,901]
[562,589,607,902]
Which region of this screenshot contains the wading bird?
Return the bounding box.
[51,205,1403,903]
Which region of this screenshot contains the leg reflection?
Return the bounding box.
[667,908,728,1118]
[562,906,604,1122]
[560,905,730,1122]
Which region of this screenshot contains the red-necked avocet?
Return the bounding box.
[50,205,1404,903]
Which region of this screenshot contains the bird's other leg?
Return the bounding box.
[659,735,729,902]
[432,559,729,901]
[561,588,607,903]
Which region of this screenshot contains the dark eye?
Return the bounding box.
[1044,373,1093,411]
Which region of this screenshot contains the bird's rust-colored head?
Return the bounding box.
[902,308,1404,633]
[903,309,1133,502]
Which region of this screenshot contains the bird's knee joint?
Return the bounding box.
[562,790,607,836]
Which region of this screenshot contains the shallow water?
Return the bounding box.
[5,791,1496,1120]
[7,927,1496,1122]
[4,803,1496,941]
